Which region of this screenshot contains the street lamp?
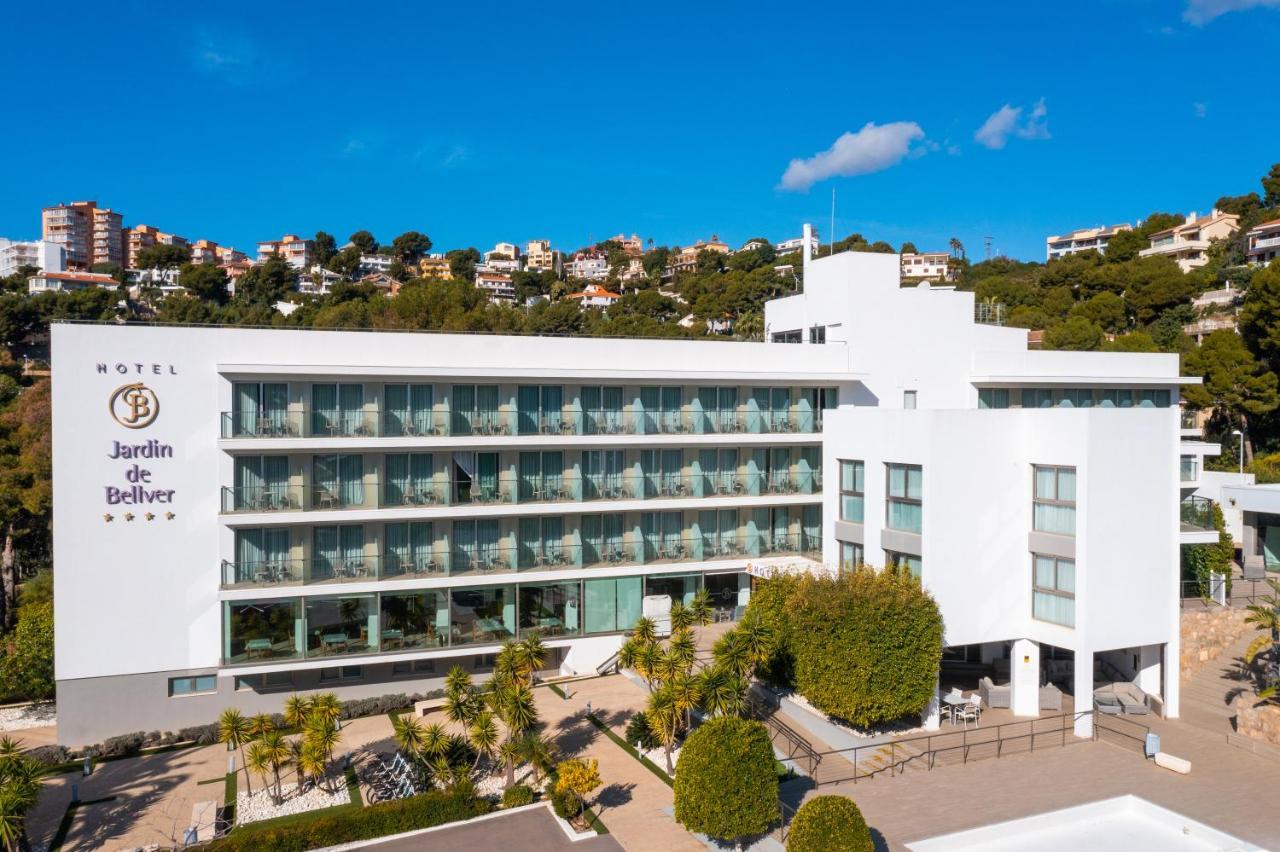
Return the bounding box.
[1232,429,1244,474]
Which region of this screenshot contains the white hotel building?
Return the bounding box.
[53,240,1192,744]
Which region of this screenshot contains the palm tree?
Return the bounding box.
[519,732,560,785]
[494,683,539,788]
[217,708,254,794]
[445,665,474,697]
[283,694,312,730]
[468,711,500,771]
[667,628,697,675]
[669,673,702,730]
[617,637,641,672]
[949,237,964,259]
[245,742,274,803]
[712,630,751,681]
[734,617,774,681]
[698,667,747,718]
[443,689,480,729]
[249,712,275,741]
[297,742,328,793]
[0,738,40,852]
[392,713,428,758]
[258,730,292,804]
[1245,577,1280,699]
[635,642,663,692]
[631,616,658,645]
[311,692,343,731]
[646,688,682,774]
[497,738,523,790]
[304,715,341,791]
[515,635,547,687]
[670,601,694,633]
[688,588,714,636]
[494,642,521,687]
[421,723,451,763]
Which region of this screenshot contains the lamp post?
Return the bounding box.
[1232,428,1244,474]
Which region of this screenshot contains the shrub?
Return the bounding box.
[339,693,416,720]
[625,711,659,750]
[788,570,943,728]
[502,784,534,808]
[673,717,778,843]
[206,789,491,851]
[27,744,72,766]
[176,723,221,746]
[787,796,873,852]
[89,731,146,759]
[550,786,577,820]
[744,574,802,686]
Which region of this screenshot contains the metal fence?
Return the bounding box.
[1180,577,1272,609]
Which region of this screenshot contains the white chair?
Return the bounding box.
[958,694,983,729]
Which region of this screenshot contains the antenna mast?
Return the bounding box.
[829,188,836,253]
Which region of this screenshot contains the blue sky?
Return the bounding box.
[2,0,1278,261]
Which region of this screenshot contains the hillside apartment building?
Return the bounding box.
[52,235,1195,744]
[41,200,125,270]
[1045,224,1132,261]
[1139,209,1240,272]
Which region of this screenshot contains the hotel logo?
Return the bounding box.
[109,383,160,429]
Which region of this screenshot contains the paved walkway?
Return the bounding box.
[537,676,703,852]
[1179,629,1257,736]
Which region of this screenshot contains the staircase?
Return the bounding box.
[1179,631,1257,736]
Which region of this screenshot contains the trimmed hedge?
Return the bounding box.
[786,570,942,728]
[786,796,873,852]
[673,717,778,842]
[205,789,491,851]
[502,784,534,808]
[744,573,802,686]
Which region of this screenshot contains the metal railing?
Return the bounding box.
[1179,495,1215,531]
[1180,576,1270,608]
[746,697,823,777]
[811,711,1111,786]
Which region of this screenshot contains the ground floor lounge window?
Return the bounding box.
[840,541,864,571]
[224,599,301,663]
[380,590,449,650]
[305,595,376,657]
[451,585,516,646]
[646,572,700,606]
[583,577,643,634]
[518,580,582,639]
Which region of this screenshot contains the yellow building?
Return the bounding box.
[418,254,453,280]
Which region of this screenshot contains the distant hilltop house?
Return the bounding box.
[566,283,621,309]
[775,233,820,256]
[0,238,65,277]
[256,234,314,269]
[900,252,958,284]
[1045,223,1133,261]
[566,252,609,281]
[27,269,118,294]
[417,254,452,280]
[1246,218,1280,267]
[1139,209,1239,272]
[663,235,731,279]
[475,272,515,301]
[524,239,562,274]
[606,233,644,255]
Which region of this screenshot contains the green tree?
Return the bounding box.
[348,230,378,254]
[218,708,254,794]
[391,231,433,264]
[1103,228,1148,263]
[1240,262,1280,373]
[1243,577,1280,703]
[900,241,918,254]
[1070,291,1126,332]
[234,255,297,306]
[0,601,52,701]
[1102,331,1160,352]
[554,758,602,823]
[135,243,191,269]
[313,231,338,267]
[1263,163,1280,208]
[0,380,51,632]
[1042,316,1104,351]
[0,737,41,852]
[673,717,779,843]
[446,248,481,281]
[786,796,873,852]
[1183,329,1280,462]
[178,262,230,304]
[90,261,127,285]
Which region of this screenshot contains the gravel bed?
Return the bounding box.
[236,778,350,825]
[639,743,681,775]
[0,703,56,732]
[474,763,535,799]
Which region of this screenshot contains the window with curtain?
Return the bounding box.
[477,385,502,434]
[517,386,541,435]
[233,456,290,509]
[978,388,1010,409]
[769,447,792,492]
[886,463,923,533]
[770,507,791,551]
[232,382,289,436]
[1032,554,1075,626]
[313,454,365,507]
[233,528,291,583]
[383,384,434,436]
[840,541,864,572]
[802,506,820,551]
[771,388,791,431]
[840,460,864,522]
[311,525,364,580]
[310,384,364,435]
[583,514,625,565]
[384,453,434,505]
[583,450,624,500]
[384,522,433,576]
[1033,465,1076,536]
[885,550,922,579]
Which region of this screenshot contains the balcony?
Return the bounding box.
[220,405,825,439]
[1180,457,1199,483]
[1180,495,1215,532]
[219,531,821,590]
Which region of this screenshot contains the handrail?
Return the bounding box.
[745,696,823,776]
[595,649,621,676]
[812,710,1100,786]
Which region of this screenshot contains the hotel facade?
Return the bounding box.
[52,245,1192,744]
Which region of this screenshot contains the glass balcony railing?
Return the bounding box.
[1180,457,1199,482]
[1180,409,1198,429]
[1180,495,1215,531]
[220,485,305,513]
[221,406,827,438]
[219,530,822,590]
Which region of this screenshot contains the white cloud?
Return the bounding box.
[1184,0,1280,25]
[974,99,1050,150]
[778,121,925,192]
[192,32,255,84]
[1194,101,1208,118]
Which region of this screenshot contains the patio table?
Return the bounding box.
[942,693,967,725]
[322,632,349,652]
[245,638,273,658]
[381,629,404,648]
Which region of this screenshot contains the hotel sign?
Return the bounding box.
[99,363,179,518]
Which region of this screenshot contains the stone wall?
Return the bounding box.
[1180,607,1252,679]
[1237,694,1280,749]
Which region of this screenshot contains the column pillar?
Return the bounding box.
[1010,638,1040,717]
[1074,649,1094,738]
[923,676,941,731]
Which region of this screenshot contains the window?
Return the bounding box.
[1020,389,1053,408]
[885,550,922,579]
[840,460,865,522]
[840,541,864,571]
[771,329,802,343]
[1097,389,1133,408]
[319,665,364,682]
[808,325,826,344]
[234,673,292,691]
[1139,389,1171,408]
[475,653,499,668]
[978,388,1009,409]
[903,390,917,410]
[1032,554,1075,626]
[886,463,923,533]
[392,659,437,677]
[1033,465,1076,536]
[1058,389,1093,408]
[168,675,216,697]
